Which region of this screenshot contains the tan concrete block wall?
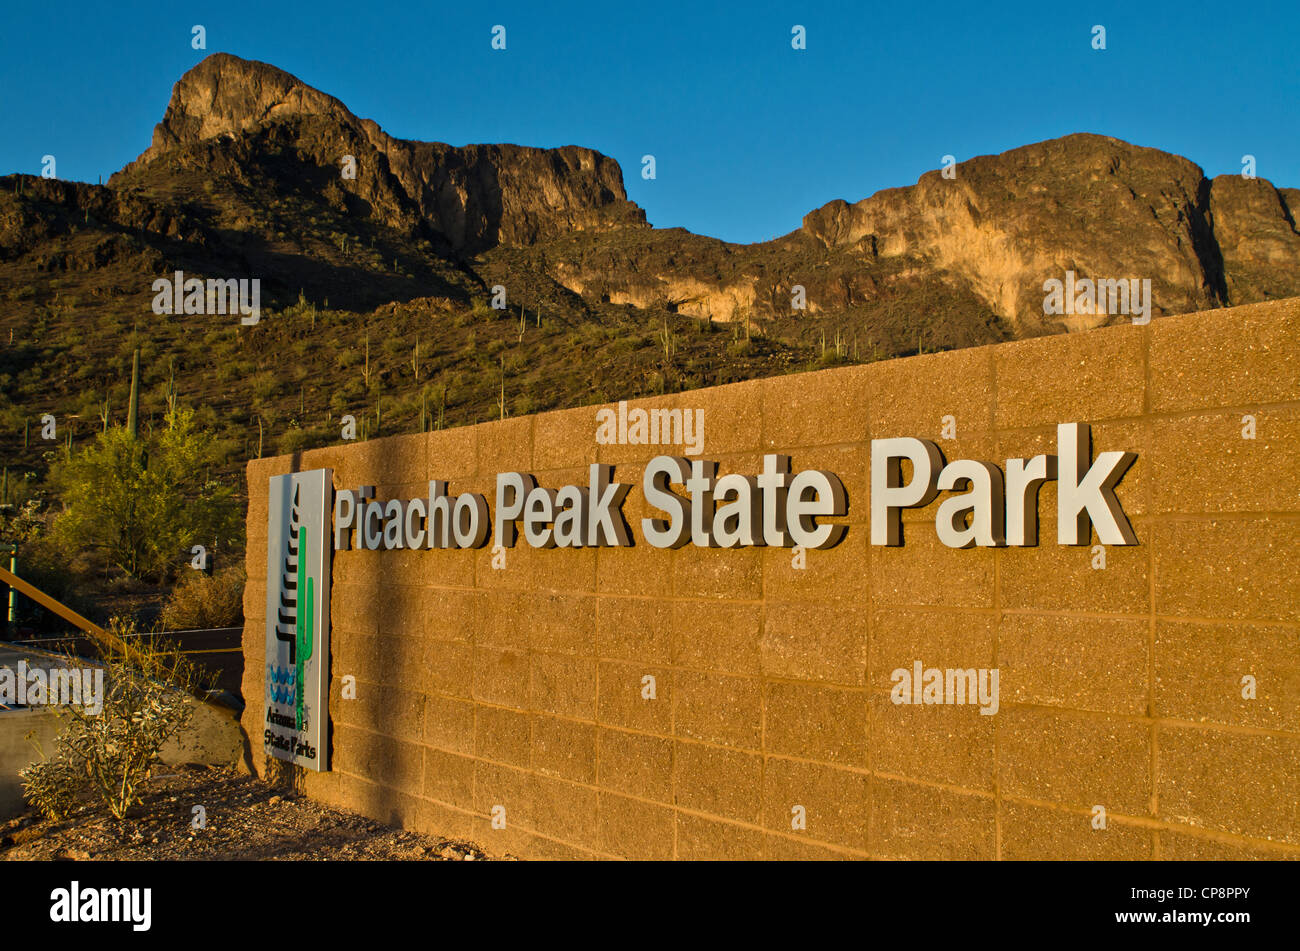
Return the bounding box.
[241,298,1300,859]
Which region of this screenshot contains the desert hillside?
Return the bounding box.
[0,52,1296,521]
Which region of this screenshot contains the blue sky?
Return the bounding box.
[2,1,1296,244]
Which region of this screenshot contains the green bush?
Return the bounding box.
[48,404,242,582]
[0,498,75,601]
[20,619,214,821]
[275,426,313,455]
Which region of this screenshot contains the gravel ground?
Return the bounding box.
[0,765,504,861]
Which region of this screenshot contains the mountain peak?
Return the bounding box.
[115,53,645,254]
[93,56,1298,325]
[130,54,364,168]
[795,131,1300,328]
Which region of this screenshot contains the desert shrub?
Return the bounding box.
[18,737,82,821]
[275,426,312,455]
[1,497,76,602]
[158,565,246,630]
[20,619,214,821]
[322,179,346,212]
[213,361,244,385]
[48,404,242,581]
[250,370,280,401]
[380,335,406,360]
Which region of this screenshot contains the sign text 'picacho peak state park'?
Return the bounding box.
[330,422,1138,553]
[267,423,1135,768]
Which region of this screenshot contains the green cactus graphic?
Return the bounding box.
[295,524,315,730]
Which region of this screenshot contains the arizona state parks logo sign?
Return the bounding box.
[264,470,332,770]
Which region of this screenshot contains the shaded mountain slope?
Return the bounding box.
[0,52,1297,513]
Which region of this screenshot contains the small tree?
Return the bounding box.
[21,619,215,821]
[50,404,241,581]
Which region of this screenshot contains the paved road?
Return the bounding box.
[0,628,246,700]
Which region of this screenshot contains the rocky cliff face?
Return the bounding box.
[1208,174,1300,303]
[537,133,1300,334]
[798,134,1300,330]
[25,54,1300,338]
[113,53,645,255]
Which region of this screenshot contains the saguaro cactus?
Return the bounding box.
[127,348,140,439]
[296,522,314,731]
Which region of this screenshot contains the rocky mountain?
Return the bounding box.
[115,53,645,255]
[0,52,1297,498]
[800,135,1300,331]
[5,53,1297,338]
